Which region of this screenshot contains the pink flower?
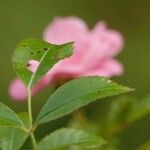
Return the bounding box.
[9,16,124,101]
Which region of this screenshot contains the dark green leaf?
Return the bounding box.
[37,76,132,124]
[38,128,106,150]
[12,38,73,88]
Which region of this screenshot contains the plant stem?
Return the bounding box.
[28,89,38,149]
[30,133,38,149]
[28,89,33,128]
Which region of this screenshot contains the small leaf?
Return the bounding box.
[106,96,136,136]
[106,95,150,137]
[38,128,106,150]
[13,38,73,88]
[127,95,150,123]
[0,102,24,128]
[0,112,29,150]
[37,76,132,124]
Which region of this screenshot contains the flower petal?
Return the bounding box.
[92,22,124,57]
[80,59,123,77]
[10,17,124,100]
[28,60,40,73]
[43,16,88,44]
[9,79,27,100]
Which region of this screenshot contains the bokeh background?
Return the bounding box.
[0,0,150,149]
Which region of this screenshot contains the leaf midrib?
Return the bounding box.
[28,46,52,88]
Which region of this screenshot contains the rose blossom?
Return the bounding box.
[9,16,124,100]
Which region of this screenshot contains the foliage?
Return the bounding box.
[1,38,149,149]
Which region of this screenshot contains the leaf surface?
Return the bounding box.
[38,128,106,150]
[37,77,132,124]
[127,95,150,123]
[12,38,73,88]
[0,112,29,150]
[0,102,24,128]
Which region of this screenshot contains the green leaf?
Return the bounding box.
[0,112,29,150]
[106,96,136,136]
[37,76,132,124]
[12,38,73,88]
[0,102,24,128]
[38,128,106,150]
[138,141,150,150]
[106,95,150,137]
[127,95,150,123]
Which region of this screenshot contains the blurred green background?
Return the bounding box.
[0,0,150,149]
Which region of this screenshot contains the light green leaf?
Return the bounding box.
[12,38,73,88]
[0,112,29,150]
[0,102,24,128]
[37,76,132,124]
[38,128,106,150]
